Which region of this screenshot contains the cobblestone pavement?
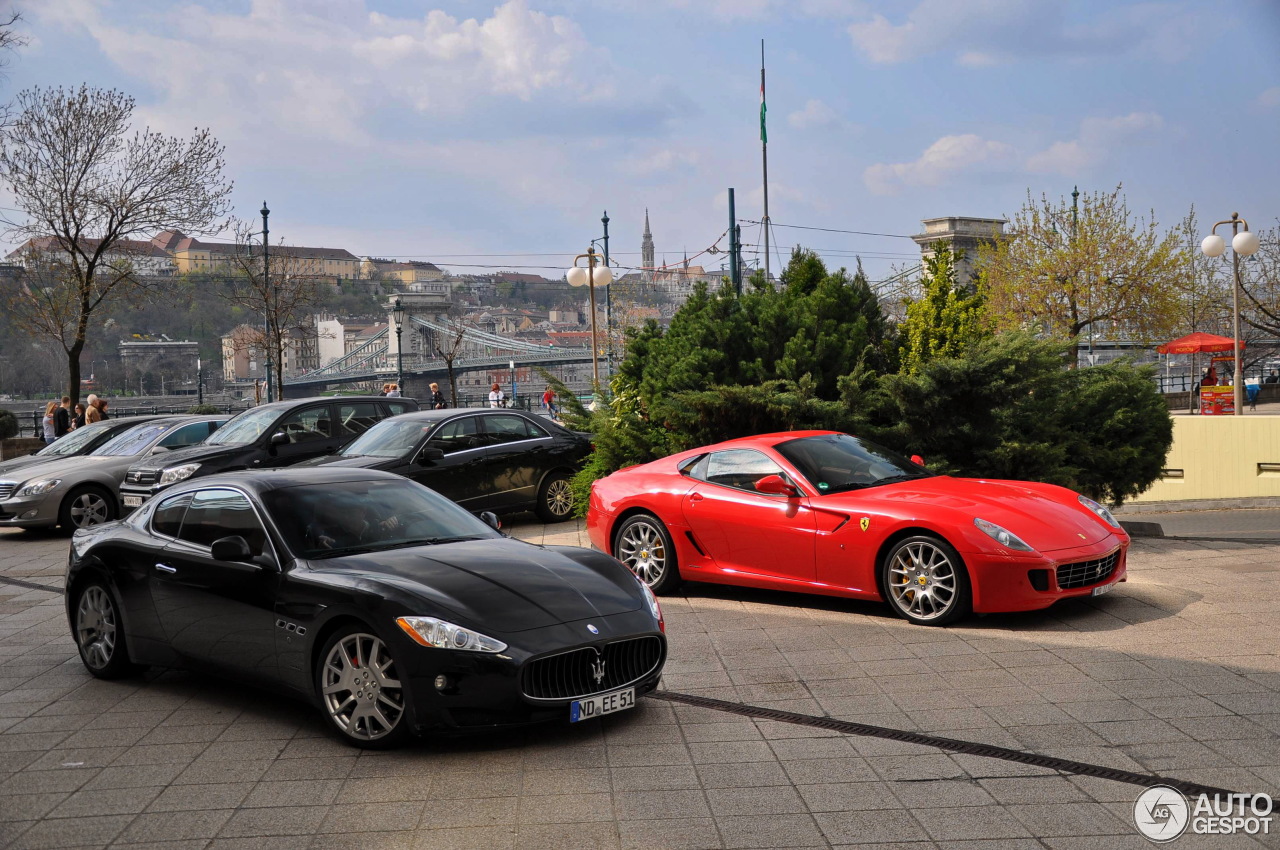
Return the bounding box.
[1,518,1278,849]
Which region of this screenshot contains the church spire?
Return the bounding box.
[641,208,655,273]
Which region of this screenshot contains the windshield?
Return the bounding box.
[775,433,933,495]
[37,422,111,457]
[205,406,280,446]
[262,478,499,559]
[90,422,174,457]
[339,418,432,458]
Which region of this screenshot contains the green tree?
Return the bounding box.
[898,243,989,375]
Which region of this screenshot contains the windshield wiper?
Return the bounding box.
[399,535,485,546]
[872,473,931,486]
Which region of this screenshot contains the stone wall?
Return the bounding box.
[0,438,45,460]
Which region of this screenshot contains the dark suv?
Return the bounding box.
[119,395,417,509]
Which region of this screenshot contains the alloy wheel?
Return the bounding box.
[320,632,406,743]
[76,586,117,670]
[69,492,110,528]
[617,520,668,587]
[544,478,573,519]
[886,540,959,622]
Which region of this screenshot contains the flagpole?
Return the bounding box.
[761,39,770,283]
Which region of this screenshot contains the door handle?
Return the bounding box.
[155,563,177,574]
[688,493,704,503]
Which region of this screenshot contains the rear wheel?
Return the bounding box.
[71,582,139,679]
[316,626,412,749]
[535,472,574,523]
[59,486,114,532]
[881,535,971,626]
[613,513,682,595]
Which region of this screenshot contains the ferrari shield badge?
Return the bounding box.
[859,516,871,532]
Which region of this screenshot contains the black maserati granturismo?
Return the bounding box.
[66,467,666,749]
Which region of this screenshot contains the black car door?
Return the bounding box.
[478,413,555,512]
[150,487,280,680]
[408,414,493,510]
[261,404,337,467]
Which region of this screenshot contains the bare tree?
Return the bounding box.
[0,85,232,403]
[432,307,477,405]
[216,219,327,399]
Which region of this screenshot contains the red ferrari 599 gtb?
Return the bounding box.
[586,431,1129,626]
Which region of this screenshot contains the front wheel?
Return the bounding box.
[881,535,972,626]
[613,513,682,595]
[316,626,413,749]
[534,472,574,523]
[72,582,140,679]
[59,486,115,532]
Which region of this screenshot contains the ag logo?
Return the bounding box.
[1134,785,1189,842]
[859,517,870,532]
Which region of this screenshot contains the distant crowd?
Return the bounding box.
[42,394,111,444]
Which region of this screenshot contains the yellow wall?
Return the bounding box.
[1132,415,1280,502]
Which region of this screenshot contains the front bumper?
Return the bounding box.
[965,534,1129,613]
[117,482,165,511]
[0,494,59,527]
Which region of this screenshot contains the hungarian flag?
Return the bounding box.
[759,67,767,144]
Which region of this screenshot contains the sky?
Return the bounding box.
[3,0,1279,283]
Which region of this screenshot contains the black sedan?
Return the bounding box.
[66,468,666,749]
[297,409,591,522]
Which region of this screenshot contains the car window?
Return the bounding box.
[276,406,332,445]
[775,433,932,495]
[482,414,539,444]
[152,492,190,538]
[695,449,787,494]
[158,421,213,449]
[91,422,173,457]
[337,403,380,437]
[385,401,412,416]
[176,488,267,556]
[37,422,112,456]
[426,416,482,455]
[206,406,279,446]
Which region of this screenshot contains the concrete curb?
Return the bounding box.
[1118,496,1280,514]
[1120,520,1164,538]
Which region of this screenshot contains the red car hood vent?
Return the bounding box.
[861,477,1113,551]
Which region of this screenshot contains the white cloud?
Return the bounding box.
[788,99,840,130]
[1026,112,1164,175]
[864,134,1015,195]
[1259,87,1280,109]
[848,0,1216,66]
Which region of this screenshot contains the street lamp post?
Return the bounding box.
[261,202,272,403]
[1201,212,1260,416]
[601,211,611,377]
[392,297,405,396]
[565,247,613,390]
[196,358,204,406]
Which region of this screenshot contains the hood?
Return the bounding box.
[126,442,244,472]
[832,476,1113,551]
[294,454,390,470]
[318,538,642,633]
[0,454,121,484]
[0,454,59,477]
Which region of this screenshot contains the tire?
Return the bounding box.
[880,535,972,626]
[316,626,413,749]
[58,486,115,532]
[71,581,139,679]
[613,513,682,595]
[534,472,574,523]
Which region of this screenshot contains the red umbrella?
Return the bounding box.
[1156,332,1243,354]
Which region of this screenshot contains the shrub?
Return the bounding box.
[0,409,17,440]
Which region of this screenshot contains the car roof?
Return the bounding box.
[247,395,406,412]
[376,408,524,423]
[170,466,406,497]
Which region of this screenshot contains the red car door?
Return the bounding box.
[680,449,816,584]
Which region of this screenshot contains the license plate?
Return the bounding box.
[122,496,143,508]
[570,688,635,722]
[1092,581,1116,597]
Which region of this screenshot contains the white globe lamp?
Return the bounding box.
[1200,234,1225,258]
[1233,230,1260,257]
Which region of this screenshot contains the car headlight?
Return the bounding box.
[395,616,507,653]
[639,579,665,633]
[974,517,1034,551]
[158,464,201,486]
[1078,494,1122,528]
[15,478,60,497]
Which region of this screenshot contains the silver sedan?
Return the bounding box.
[0,416,226,532]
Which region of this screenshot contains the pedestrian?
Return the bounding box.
[429,382,447,409]
[54,396,72,439]
[98,398,110,420]
[488,382,505,409]
[379,383,390,397]
[84,393,102,424]
[542,385,557,419]
[72,403,86,429]
[42,401,58,445]
[386,383,402,398]
[1266,370,1279,385]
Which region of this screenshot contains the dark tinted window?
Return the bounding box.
[695,449,786,494]
[775,433,931,495]
[386,401,412,416]
[276,406,331,445]
[337,403,380,437]
[152,493,190,538]
[427,416,482,454]
[177,489,267,556]
[158,421,214,449]
[483,414,544,443]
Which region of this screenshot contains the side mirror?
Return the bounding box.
[478,511,502,531]
[418,447,445,463]
[755,474,799,497]
[149,446,169,454]
[270,431,289,446]
[910,455,925,467]
[211,535,253,562]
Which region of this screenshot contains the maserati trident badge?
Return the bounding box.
[591,657,607,686]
